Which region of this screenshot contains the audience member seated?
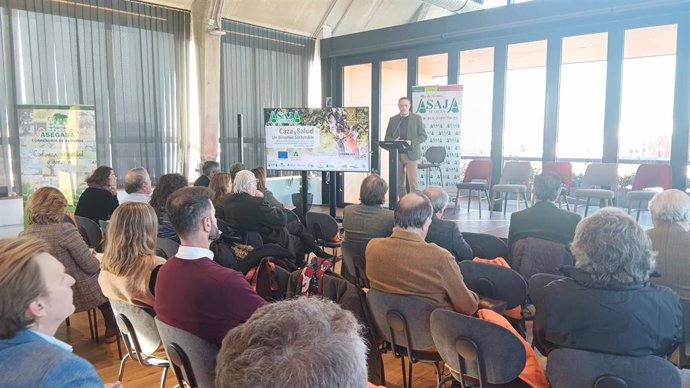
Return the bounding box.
[21,187,118,343]
[229,162,245,181]
[99,202,166,308]
[75,165,119,222]
[342,174,394,245]
[366,192,479,315]
[215,297,369,388]
[647,189,690,300]
[210,172,232,206]
[508,172,581,252]
[219,170,334,264]
[423,186,473,263]
[150,173,188,244]
[120,167,153,204]
[154,187,266,345]
[531,208,682,357]
[0,236,114,387]
[251,166,283,208]
[194,160,220,187]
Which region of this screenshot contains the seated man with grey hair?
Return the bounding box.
[508,171,581,251]
[531,208,682,357]
[194,160,220,187]
[422,186,473,263]
[366,192,478,315]
[215,297,370,388]
[647,189,690,300]
[342,174,394,245]
[120,166,152,203]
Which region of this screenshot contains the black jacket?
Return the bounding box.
[531,266,682,357]
[508,201,581,251]
[425,214,473,263]
[220,192,289,247]
[75,187,119,223]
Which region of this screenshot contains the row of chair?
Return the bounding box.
[454,160,672,219]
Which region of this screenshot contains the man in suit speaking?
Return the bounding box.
[384,96,427,199]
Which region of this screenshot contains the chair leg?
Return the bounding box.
[438,167,444,187]
[159,366,169,388]
[516,192,521,212]
[563,193,570,211]
[116,334,122,359]
[454,187,461,212]
[574,197,579,213]
[477,190,482,219]
[407,360,414,388]
[627,200,632,215]
[400,356,407,388]
[433,361,444,386]
[584,198,591,216]
[503,193,508,216]
[523,193,529,208]
[467,189,472,213]
[484,189,492,212]
[117,353,130,381]
[490,191,497,219]
[636,200,642,222]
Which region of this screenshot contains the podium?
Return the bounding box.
[379,140,411,210]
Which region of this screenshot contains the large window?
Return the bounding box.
[418,53,448,86]
[504,40,547,159]
[557,33,607,161]
[378,59,407,203]
[342,63,372,203]
[458,47,494,158]
[619,24,676,162]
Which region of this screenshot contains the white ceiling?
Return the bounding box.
[150,0,456,37]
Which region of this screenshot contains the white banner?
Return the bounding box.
[412,85,463,195]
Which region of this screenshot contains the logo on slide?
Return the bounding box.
[278,151,288,159]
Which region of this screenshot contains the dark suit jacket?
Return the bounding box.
[220,192,289,247]
[508,201,581,251]
[193,175,210,187]
[426,214,473,263]
[384,112,427,160]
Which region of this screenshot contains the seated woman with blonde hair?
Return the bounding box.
[99,202,166,308]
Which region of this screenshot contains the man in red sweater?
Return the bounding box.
[154,186,265,345]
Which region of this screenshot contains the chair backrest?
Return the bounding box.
[631,164,672,191]
[341,239,369,288]
[430,309,526,385]
[547,348,681,388]
[99,220,110,235]
[305,211,339,242]
[462,232,510,260]
[155,317,219,388]
[511,237,569,280]
[458,261,527,309]
[366,289,437,352]
[463,160,493,187]
[286,208,300,224]
[581,163,619,190]
[424,146,446,164]
[156,237,179,259]
[110,299,164,362]
[74,215,102,248]
[543,161,573,190]
[498,161,532,185]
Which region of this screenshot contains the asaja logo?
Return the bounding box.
[269,110,301,125]
[416,98,459,114]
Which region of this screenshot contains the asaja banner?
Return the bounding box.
[18,105,97,210]
[412,85,463,195]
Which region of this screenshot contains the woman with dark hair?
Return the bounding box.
[149,173,188,244]
[75,166,119,222]
[21,187,118,342]
[251,166,283,208]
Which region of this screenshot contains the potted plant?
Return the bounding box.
[288,175,313,216]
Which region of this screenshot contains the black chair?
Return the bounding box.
[547,348,681,388]
[510,237,569,280]
[430,308,527,388]
[458,261,527,312]
[306,211,341,256]
[74,215,102,248]
[285,208,300,224]
[341,239,369,288]
[110,300,169,388]
[366,289,443,388]
[462,232,510,260]
[418,146,446,187]
[678,299,690,369]
[156,237,179,259]
[155,317,219,388]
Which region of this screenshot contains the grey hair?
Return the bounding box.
[533,172,562,202]
[202,161,220,176]
[360,174,388,206]
[423,186,449,213]
[215,297,368,388]
[571,207,655,285]
[124,167,150,194]
[394,191,433,229]
[649,189,690,226]
[232,170,256,194]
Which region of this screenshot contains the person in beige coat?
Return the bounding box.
[366,192,478,315]
[647,189,690,300]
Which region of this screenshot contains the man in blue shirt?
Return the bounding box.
[0,236,118,387]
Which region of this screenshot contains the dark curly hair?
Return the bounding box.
[86,166,113,186]
[149,173,188,215]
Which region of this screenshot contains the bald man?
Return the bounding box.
[365,192,478,315]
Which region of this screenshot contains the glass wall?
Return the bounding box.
[458,47,494,159]
[342,63,372,203]
[418,53,448,85]
[557,32,607,168]
[504,40,547,160]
